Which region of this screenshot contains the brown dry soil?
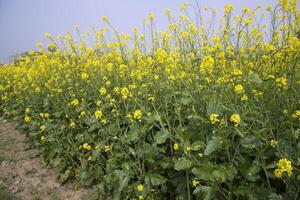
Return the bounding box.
[0,120,100,200]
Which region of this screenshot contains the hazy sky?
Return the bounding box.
[0,0,292,63]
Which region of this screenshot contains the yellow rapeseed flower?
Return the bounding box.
[192,178,200,187]
[224,4,234,14]
[138,195,144,200]
[275,77,288,89]
[104,145,110,152]
[230,114,241,126]
[70,99,79,106]
[133,109,142,122]
[24,115,31,123]
[292,110,300,120]
[148,12,155,20]
[234,84,244,94]
[271,139,277,148]
[40,125,47,132]
[102,16,108,22]
[173,143,179,151]
[94,110,103,120]
[99,87,107,95]
[81,72,89,80]
[40,136,46,142]
[45,32,51,39]
[274,158,293,178]
[136,184,144,192]
[82,143,92,150]
[70,120,75,128]
[209,113,220,124]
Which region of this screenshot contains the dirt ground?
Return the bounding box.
[0,120,91,200]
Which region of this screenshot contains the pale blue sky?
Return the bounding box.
[0,0,290,63]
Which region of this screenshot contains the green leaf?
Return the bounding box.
[59,168,71,183]
[268,193,283,200]
[112,170,130,199]
[154,130,169,144]
[79,170,94,186]
[212,165,237,182]
[245,72,263,84]
[128,147,136,156]
[145,173,167,186]
[193,186,213,200]
[181,97,193,105]
[174,157,192,171]
[204,137,223,156]
[88,123,99,132]
[239,163,261,182]
[127,125,139,142]
[192,164,214,181]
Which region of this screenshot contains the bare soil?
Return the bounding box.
[0,121,90,200]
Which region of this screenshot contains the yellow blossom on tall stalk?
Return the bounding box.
[224,4,234,14]
[44,32,51,39]
[200,55,214,74]
[102,16,108,22]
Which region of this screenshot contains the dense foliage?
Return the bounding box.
[1,1,300,199]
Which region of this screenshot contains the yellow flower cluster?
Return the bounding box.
[99,87,107,95]
[274,158,293,178]
[136,184,144,192]
[82,143,92,151]
[24,115,30,123]
[209,113,220,124]
[70,99,79,106]
[133,109,142,122]
[275,77,288,89]
[234,84,244,94]
[70,120,75,128]
[40,125,47,132]
[230,114,241,126]
[292,110,300,120]
[173,143,179,151]
[40,113,50,118]
[104,145,110,152]
[94,110,103,120]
